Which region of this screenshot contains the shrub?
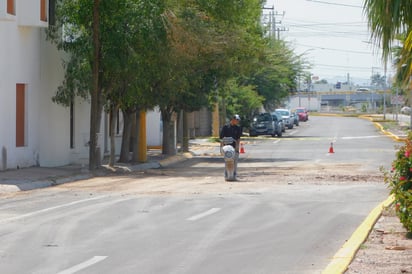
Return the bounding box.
[382,131,412,232]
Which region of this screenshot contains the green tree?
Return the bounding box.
[47,0,167,165]
[47,0,103,170]
[155,0,265,154]
[315,79,328,84]
[371,73,386,89]
[243,39,304,111]
[91,0,101,170]
[363,0,412,83]
[222,79,264,122]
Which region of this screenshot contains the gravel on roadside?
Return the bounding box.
[345,117,412,274]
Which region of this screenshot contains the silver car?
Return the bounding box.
[271,112,285,133]
[275,109,294,129]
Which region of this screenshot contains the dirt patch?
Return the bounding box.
[54,161,385,196]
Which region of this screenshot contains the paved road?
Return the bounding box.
[0,116,397,274]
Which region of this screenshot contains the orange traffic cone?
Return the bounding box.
[240,143,245,154]
[329,142,334,153]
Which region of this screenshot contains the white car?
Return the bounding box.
[401,106,411,115]
[275,109,294,129]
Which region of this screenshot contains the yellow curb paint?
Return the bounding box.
[322,195,395,274]
[373,122,406,142]
[147,146,162,150]
[359,115,406,142]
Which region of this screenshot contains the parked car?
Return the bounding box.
[295,107,309,121]
[249,113,281,137]
[401,106,411,115]
[271,112,285,133]
[274,109,294,129]
[291,111,299,126]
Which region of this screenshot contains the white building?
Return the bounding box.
[0,1,123,169]
[0,0,77,169]
[0,1,215,170]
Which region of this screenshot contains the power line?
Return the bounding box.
[285,20,366,27]
[294,43,375,55]
[315,63,376,70]
[306,0,363,8]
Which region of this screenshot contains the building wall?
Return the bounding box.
[0,1,181,168]
[0,0,94,168]
[147,108,162,147]
[286,95,320,112]
[0,6,56,169]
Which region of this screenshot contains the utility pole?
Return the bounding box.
[276,26,288,40]
[262,6,285,38]
[262,5,274,37]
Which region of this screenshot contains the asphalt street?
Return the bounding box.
[0,115,399,274]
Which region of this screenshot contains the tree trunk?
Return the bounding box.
[182,110,189,152]
[109,104,118,167]
[89,0,100,171]
[161,109,177,155]
[220,96,227,127]
[119,109,134,163]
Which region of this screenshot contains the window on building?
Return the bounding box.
[40,0,47,22]
[7,0,15,15]
[16,84,26,147]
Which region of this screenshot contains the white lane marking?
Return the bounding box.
[273,140,280,144]
[341,135,383,140]
[0,196,108,224]
[57,256,108,274]
[187,208,221,221]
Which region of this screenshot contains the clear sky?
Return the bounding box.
[263,0,393,85]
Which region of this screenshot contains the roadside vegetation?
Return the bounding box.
[46,0,307,169]
[383,132,412,233]
[364,0,412,233]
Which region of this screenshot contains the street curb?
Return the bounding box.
[360,115,406,142]
[373,121,406,142]
[159,152,192,167]
[3,174,94,193]
[0,153,192,194]
[322,195,395,274]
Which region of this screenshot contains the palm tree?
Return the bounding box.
[363,0,412,83]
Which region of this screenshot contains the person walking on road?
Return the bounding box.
[220,114,242,180]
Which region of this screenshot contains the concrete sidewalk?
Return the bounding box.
[0,140,221,194]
